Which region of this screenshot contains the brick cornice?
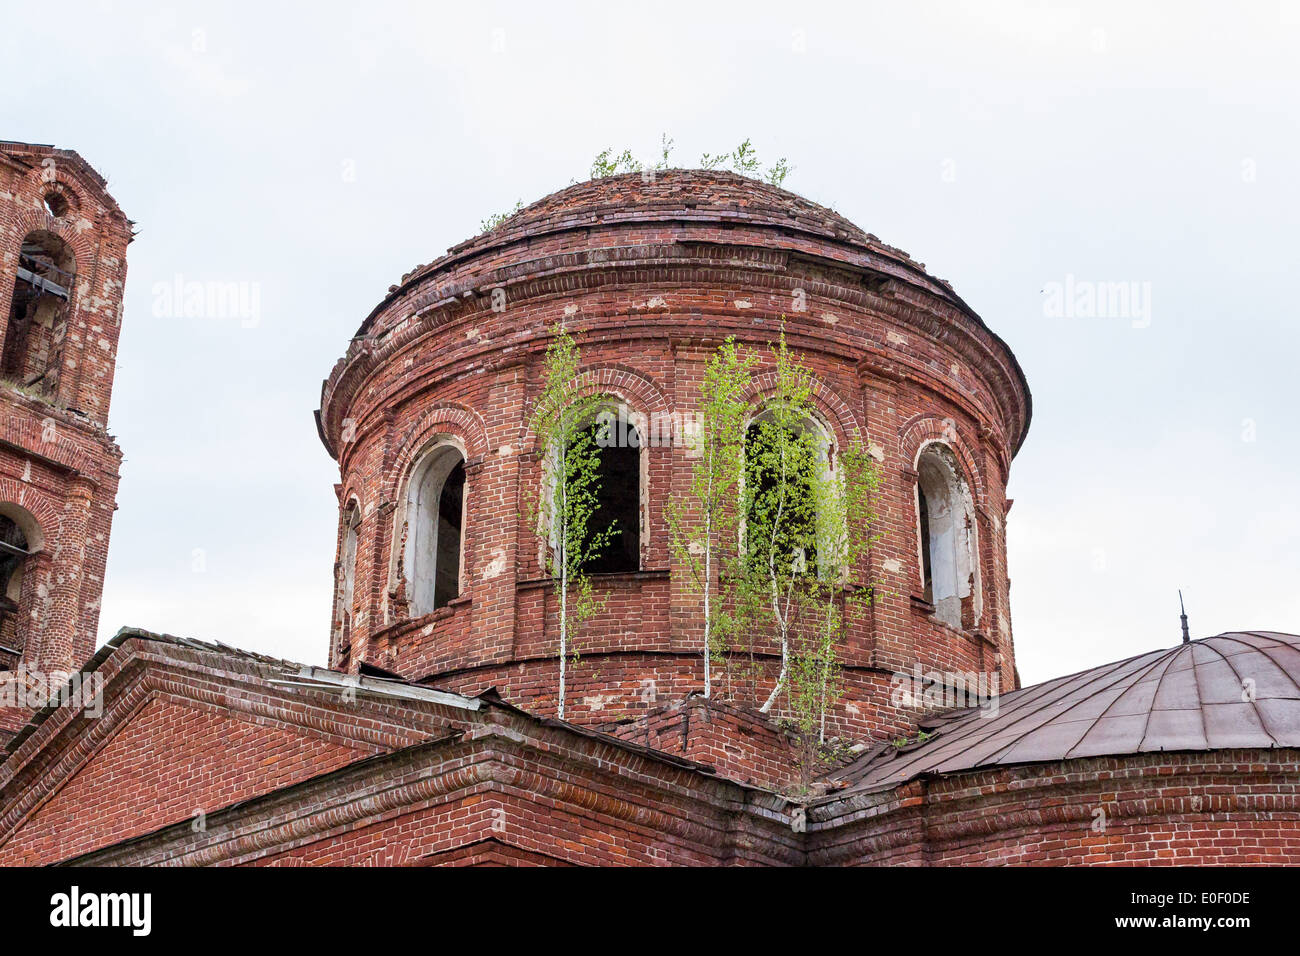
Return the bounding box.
[60,715,801,867]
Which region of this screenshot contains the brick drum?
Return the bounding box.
[316,169,1030,742]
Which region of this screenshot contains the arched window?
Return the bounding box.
[915,443,980,629]
[402,443,466,616]
[586,415,640,574]
[743,411,833,576]
[0,512,33,661]
[335,502,360,660]
[3,231,75,395]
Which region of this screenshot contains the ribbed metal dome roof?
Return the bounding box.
[837,631,1300,792]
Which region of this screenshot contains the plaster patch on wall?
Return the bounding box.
[733,299,752,309]
[482,548,507,580]
[883,558,902,574]
[887,330,908,346]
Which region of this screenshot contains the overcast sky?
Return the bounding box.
[2,1,1296,684]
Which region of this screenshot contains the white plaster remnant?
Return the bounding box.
[821,312,838,324]
[646,296,668,309]
[482,549,507,580]
[582,694,613,712]
[886,330,908,346]
[563,304,579,316]
[868,442,884,461]
[733,299,752,309]
[497,444,514,457]
[883,558,902,574]
[917,444,981,629]
[638,678,658,704]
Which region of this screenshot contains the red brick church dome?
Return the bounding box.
[317,168,1032,742]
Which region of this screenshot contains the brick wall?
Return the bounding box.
[0,693,372,865]
[808,750,1300,865]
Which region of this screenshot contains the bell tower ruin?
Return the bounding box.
[0,141,132,721]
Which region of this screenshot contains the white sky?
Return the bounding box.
[2,0,1296,685]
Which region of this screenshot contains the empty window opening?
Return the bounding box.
[335,504,360,661]
[43,192,69,219]
[915,444,980,629]
[580,420,640,575]
[403,444,466,616]
[0,514,31,660]
[917,487,933,601]
[4,231,75,394]
[743,415,828,576]
[434,461,465,607]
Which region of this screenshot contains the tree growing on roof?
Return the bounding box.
[528,320,614,721]
[732,331,878,787]
[666,336,757,699]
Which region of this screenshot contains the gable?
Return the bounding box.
[0,694,372,865]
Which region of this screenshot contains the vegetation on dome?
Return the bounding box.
[478,135,793,235]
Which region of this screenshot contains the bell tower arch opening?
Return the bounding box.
[3,230,76,396]
[0,503,44,667]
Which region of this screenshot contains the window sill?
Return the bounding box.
[517,568,670,590]
[399,596,472,630]
[909,593,988,641]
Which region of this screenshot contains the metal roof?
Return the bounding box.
[832,631,1300,793]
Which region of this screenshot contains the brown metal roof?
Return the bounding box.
[832,631,1300,793]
